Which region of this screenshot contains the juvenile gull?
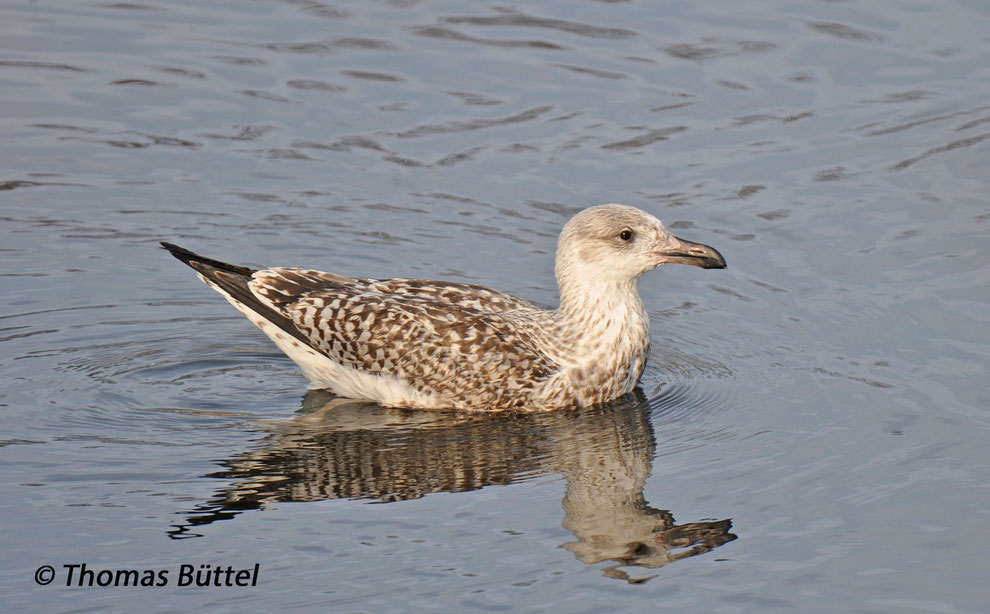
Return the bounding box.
[161,204,726,411]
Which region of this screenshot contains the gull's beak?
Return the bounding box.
[656,235,727,269]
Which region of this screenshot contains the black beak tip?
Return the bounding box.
[705,250,727,269]
[692,245,727,269]
[669,235,727,270]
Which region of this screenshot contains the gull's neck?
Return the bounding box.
[552,267,650,356]
[555,276,643,323]
[544,268,651,404]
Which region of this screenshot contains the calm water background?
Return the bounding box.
[2,0,988,611]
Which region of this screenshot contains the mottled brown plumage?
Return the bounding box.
[161,204,726,411]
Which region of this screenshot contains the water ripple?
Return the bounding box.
[439,13,638,40]
[409,25,569,50]
[392,105,555,138]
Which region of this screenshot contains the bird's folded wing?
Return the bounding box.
[249,268,557,405]
[253,267,538,313]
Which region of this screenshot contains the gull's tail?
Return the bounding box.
[159,241,313,348]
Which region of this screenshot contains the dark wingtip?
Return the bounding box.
[159,241,256,276]
[160,241,195,263]
[159,242,312,349]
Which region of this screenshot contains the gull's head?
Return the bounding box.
[556,204,726,286]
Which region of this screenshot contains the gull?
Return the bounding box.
[161,204,726,411]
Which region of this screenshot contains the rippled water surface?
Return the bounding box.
[2,0,989,611]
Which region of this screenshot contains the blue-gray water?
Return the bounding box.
[2,1,988,612]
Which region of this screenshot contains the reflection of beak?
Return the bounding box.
[655,236,727,269]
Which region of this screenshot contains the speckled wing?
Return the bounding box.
[253,268,539,313]
[250,268,557,408]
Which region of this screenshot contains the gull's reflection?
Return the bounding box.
[170,389,736,582]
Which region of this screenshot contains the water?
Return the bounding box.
[2,0,988,611]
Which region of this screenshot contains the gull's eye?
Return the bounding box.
[619,229,633,241]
